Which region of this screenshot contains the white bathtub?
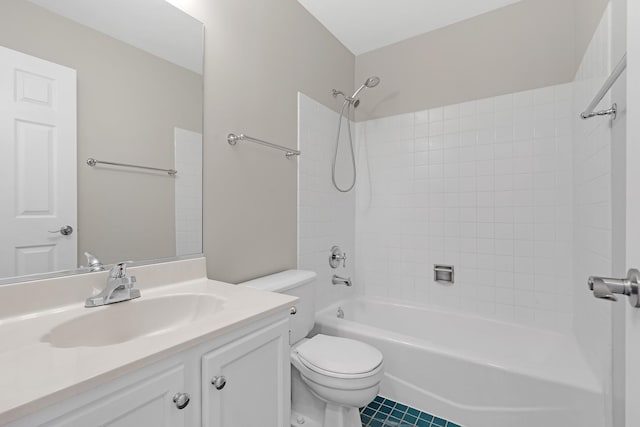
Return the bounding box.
[314,298,605,427]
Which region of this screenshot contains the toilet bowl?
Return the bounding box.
[242,270,384,427]
[293,334,384,403]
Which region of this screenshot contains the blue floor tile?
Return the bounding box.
[418,413,433,422]
[406,407,420,417]
[391,409,405,419]
[379,404,393,414]
[395,403,408,412]
[360,395,463,427]
[403,414,417,424]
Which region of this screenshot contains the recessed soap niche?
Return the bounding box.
[434,265,454,285]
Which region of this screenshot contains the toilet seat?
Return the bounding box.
[294,334,383,379]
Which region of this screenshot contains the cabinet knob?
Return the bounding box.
[211,375,227,390]
[173,392,190,410]
[290,306,297,315]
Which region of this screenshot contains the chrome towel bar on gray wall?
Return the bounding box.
[227,133,300,159]
[86,158,177,176]
[581,53,626,120]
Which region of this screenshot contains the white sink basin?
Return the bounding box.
[43,293,224,348]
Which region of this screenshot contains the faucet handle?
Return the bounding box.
[109,261,132,278]
[84,252,104,272]
[329,246,347,269]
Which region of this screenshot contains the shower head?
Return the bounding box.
[350,76,381,102]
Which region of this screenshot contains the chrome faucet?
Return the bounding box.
[85,262,140,307]
[332,275,352,287]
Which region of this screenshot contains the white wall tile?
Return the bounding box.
[298,94,357,310]
[354,81,574,332]
[571,4,613,396]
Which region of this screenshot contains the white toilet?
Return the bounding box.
[243,270,384,427]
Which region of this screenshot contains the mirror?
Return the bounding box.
[0,0,204,284]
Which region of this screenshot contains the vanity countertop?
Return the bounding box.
[0,257,297,425]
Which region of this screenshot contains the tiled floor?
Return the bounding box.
[360,396,462,427]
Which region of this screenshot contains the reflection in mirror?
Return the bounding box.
[0,0,204,283]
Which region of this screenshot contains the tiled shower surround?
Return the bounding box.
[299,86,574,331]
[355,84,574,331]
[298,7,613,337]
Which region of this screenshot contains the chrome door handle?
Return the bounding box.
[48,225,73,236]
[588,269,640,307]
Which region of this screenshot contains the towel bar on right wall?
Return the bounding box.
[580,53,626,120]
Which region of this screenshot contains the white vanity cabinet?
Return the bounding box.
[5,314,290,427]
[202,319,290,427]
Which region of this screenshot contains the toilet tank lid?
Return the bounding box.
[241,270,317,292]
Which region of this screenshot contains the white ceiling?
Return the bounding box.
[29,0,203,74]
[297,0,523,55]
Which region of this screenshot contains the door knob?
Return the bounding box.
[588,269,640,307]
[49,225,73,236]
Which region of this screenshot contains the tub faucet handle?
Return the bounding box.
[330,246,347,268]
[588,277,618,301]
[588,269,640,307]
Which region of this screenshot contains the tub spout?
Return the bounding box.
[332,275,352,287]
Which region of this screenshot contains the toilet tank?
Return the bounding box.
[241,270,316,344]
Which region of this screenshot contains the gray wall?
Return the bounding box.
[355,0,609,121]
[174,0,355,283]
[0,0,203,266]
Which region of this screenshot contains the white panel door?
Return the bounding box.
[44,365,187,427]
[0,46,77,278]
[202,319,290,427]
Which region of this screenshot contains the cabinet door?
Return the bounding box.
[45,365,188,427]
[202,319,290,427]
